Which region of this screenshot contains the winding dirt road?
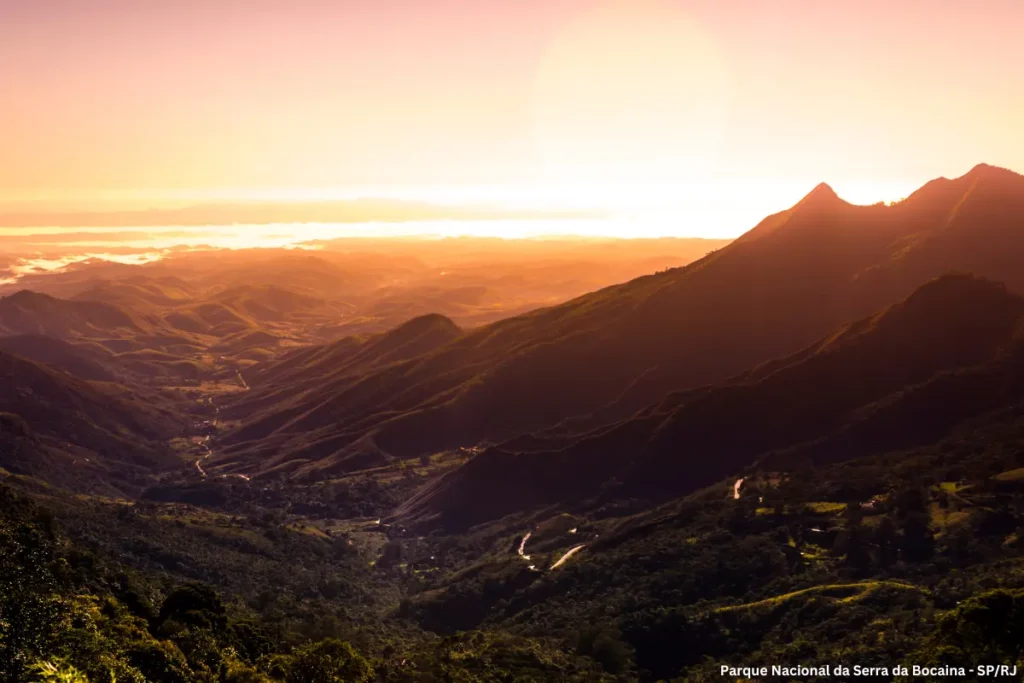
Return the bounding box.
[518,532,532,560]
[516,530,587,571]
[194,436,212,477]
[187,369,250,480]
[550,544,586,570]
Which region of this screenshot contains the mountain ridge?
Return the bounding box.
[0,348,185,493]
[396,273,1024,529]
[217,164,1024,474]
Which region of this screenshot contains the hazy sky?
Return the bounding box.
[2,0,1023,236]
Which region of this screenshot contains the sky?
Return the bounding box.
[2,0,1023,238]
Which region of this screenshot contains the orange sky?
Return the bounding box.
[2,0,1023,237]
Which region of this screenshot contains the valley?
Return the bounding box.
[8,0,1024,677]
[4,169,1024,681]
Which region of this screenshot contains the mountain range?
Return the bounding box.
[4,163,1024,681]
[397,273,1024,529]
[213,164,1024,488]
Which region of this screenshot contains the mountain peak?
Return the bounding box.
[794,182,844,210]
[810,181,838,196]
[963,163,1024,183]
[967,162,1003,176]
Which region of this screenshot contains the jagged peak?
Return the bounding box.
[900,163,1024,214]
[792,182,846,211]
[808,181,838,198]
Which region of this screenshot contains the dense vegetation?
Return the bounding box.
[6,398,1024,681]
[0,481,619,682]
[385,402,1024,679]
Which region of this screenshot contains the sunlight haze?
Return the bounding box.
[3,0,1022,239]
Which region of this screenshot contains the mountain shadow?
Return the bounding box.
[396,273,1024,530]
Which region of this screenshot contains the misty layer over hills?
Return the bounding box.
[4,165,1024,681]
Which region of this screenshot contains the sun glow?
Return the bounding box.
[531,0,732,211]
[0,174,924,259]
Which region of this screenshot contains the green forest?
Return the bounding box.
[5,401,1024,682]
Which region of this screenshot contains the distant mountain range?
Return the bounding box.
[3,241,724,345]
[215,164,1024,488]
[0,289,140,339]
[0,235,726,487]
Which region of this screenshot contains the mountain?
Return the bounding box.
[0,289,231,378]
[219,164,1024,471]
[70,275,199,309]
[4,178,1024,681]
[395,274,1024,529]
[0,289,141,339]
[72,275,347,333]
[209,285,332,323]
[0,334,124,381]
[215,314,464,476]
[0,350,185,493]
[243,313,463,390]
